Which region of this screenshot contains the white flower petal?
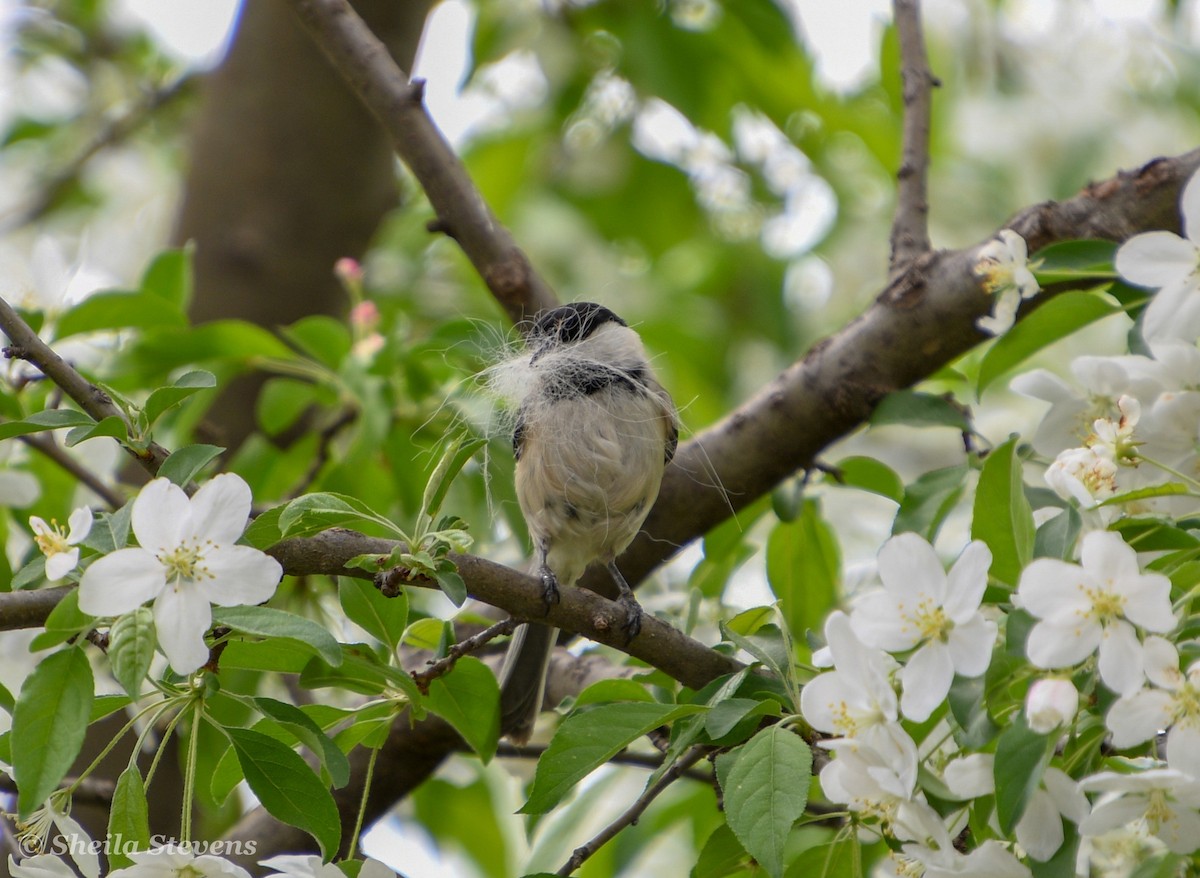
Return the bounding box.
[1157,800,1200,854]
[899,642,953,722]
[29,516,51,537]
[44,548,79,582]
[1097,620,1144,696]
[878,532,948,603]
[153,585,213,674]
[1105,689,1172,748]
[1042,767,1089,824]
[1025,617,1100,670]
[77,548,164,615]
[1079,530,1139,583]
[358,859,397,878]
[51,809,99,878]
[188,473,252,546]
[943,753,995,798]
[946,614,996,677]
[1119,574,1177,633]
[131,478,189,552]
[1142,278,1200,341]
[1115,231,1197,287]
[1016,558,1091,619]
[9,855,79,878]
[1144,635,1183,689]
[1015,788,1064,862]
[1167,723,1200,781]
[850,591,918,652]
[1081,796,1149,838]
[1181,167,1200,243]
[943,541,991,620]
[65,507,92,544]
[201,545,282,607]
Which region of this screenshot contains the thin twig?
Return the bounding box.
[411,617,518,693]
[556,745,711,876]
[285,406,358,500]
[3,76,196,232]
[0,295,173,477]
[285,0,558,327]
[493,741,714,782]
[16,432,125,510]
[888,0,939,271]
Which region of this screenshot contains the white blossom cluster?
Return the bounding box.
[802,169,1200,875]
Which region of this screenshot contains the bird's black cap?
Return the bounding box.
[529,302,627,346]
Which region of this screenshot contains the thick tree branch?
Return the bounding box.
[286,0,559,325]
[591,147,1200,600]
[889,0,938,269]
[0,296,171,477]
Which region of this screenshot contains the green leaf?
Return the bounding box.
[257,378,316,437]
[299,644,422,705]
[1034,507,1082,560]
[994,714,1055,834]
[693,823,751,878]
[108,608,156,698]
[64,415,127,447]
[54,291,187,339]
[212,606,342,667]
[107,766,150,868]
[521,702,705,814]
[766,500,839,647]
[143,370,217,426]
[704,697,779,743]
[278,492,395,539]
[947,674,1000,750]
[893,464,969,540]
[0,409,94,440]
[140,247,193,308]
[870,390,970,431]
[971,437,1033,586]
[338,578,407,652]
[422,435,487,521]
[29,590,95,651]
[278,316,352,370]
[0,680,13,714]
[241,504,284,550]
[977,289,1122,395]
[831,455,904,503]
[1030,239,1118,283]
[227,727,341,858]
[425,656,500,763]
[157,444,225,486]
[83,503,133,554]
[721,725,812,878]
[432,567,468,607]
[253,697,351,789]
[134,320,297,370]
[1097,482,1189,507]
[12,646,94,818]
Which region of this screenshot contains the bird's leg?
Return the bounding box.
[537,541,560,613]
[607,560,643,642]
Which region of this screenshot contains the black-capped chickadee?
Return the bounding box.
[497,302,678,742]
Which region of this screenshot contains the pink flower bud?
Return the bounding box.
[1025,678,1078,734]
[334,257,363,284]
[350,300,380,331]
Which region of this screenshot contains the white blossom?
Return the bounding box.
[1044,445,1118,508]
[1080,768,1200,855]
[1016,530,1176,696]
[1115,166,1200,342]
[29,507,92,582]
[1105,636,1200,780]
[8,855,78,878]
[260,856,395,878]
[850,535,996,721]
[943,754,1088,861]
[13,797,99,878]
[975,230,1040,336]
[109,846,252,878]
[78,474,282,674]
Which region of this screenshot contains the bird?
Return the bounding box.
[497,301,678,743]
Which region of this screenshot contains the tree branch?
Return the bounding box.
[888,0,938,270]
[557,745,712,876]
[285,0,559,326]
[591,146,1200,600]
[0,296,172,477]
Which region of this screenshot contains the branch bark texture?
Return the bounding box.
[889,0,937,269]
[286,0,559,326]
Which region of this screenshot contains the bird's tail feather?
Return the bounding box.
[498,622,558,744]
